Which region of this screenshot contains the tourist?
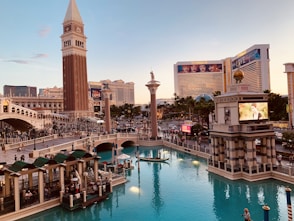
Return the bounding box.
[277,154,282,166]
[242,208,251,221]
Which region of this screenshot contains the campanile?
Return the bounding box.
[61,0,89,118]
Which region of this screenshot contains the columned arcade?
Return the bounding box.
[208,81,276,180]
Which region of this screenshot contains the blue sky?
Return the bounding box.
[0,0,294,104]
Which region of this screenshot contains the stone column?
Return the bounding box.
[102,86,112,134]
[12,173,21,211]
[59,164,66,192]
[270,137,277,165]
[78,160,84,188]
[38,169,45,203]
[93,157,99,181]
[28,173,33,189]
[229,139,237,167]
[48,168,53,184]
[4,171,11,197]
[145,71,160,139]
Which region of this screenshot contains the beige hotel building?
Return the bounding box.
[174,44,270,98]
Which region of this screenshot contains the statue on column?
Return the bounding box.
[150,71,155,81]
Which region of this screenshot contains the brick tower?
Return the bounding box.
[61,0,89,119]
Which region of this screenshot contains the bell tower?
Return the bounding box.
[61,0,89,119]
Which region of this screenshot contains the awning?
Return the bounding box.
[71,150,92,159]
[33,157,50,167]
[54,153,68,163]
[9,161,35,172]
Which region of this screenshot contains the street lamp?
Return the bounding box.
[32,128,36,150]
[72,143,74,151]
[4,127,8,144]
[87,139,90,152]
[34,138,36,150]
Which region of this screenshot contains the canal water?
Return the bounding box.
[20,146,294,221]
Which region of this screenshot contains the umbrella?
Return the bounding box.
[116,153,131,160]
[71,177,78,182]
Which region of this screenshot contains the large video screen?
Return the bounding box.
[181,124,191,134]
[238,102,268,121]
[91,88,101,100]
[177,63,222,73]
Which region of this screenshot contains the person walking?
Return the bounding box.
[277,154,282,166]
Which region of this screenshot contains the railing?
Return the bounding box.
[3,135,57,151]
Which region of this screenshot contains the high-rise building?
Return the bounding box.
[4,85,37,97]
[38,87,63,98]
[230,44,270,92]
[174,44,270,98]
[174,60,224,98]
[88,80,135,116]
[100,80,135,106]
[61,0,90,119]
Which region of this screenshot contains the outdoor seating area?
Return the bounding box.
[0,148,129,216]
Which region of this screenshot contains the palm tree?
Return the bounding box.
[194,97,214,128]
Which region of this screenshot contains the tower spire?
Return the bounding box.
[64,0,83,23]
[61,0,89,119]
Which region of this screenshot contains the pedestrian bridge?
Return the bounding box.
[29,133,144,158]
[0,98,68,131]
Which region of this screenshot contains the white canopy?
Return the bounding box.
[116,153,131,160]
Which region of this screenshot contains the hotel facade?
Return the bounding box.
[174,44,270,99]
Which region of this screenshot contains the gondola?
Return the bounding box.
[137,157,169,162]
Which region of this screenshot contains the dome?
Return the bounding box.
[195,94,213,102]
[233,69,244,83]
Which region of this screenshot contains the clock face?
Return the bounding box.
[76,27,81,33]
[64,25,71,32]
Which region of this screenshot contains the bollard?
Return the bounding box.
[69,194,73,208]
[262,205,270,221]
[83,190,86,203]
[99,185,102,197]
[286,187,292,221]
[0,197,4,211]
[110,180,113,193]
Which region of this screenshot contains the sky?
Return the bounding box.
[1,0,294,104]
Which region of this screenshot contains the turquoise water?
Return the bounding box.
[20,146,294,221]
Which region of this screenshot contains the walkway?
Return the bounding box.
[0,136,78,165]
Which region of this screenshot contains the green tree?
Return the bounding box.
[194,97,215,128]
[264,90,288,121]
[282,131,294,153]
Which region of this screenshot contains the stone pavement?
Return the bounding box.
[0,137,78,165]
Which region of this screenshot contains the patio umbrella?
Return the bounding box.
[116,153,131,160]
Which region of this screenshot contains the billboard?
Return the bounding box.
[232,49,261,69]
[181,124,192,134]
[238,102,268,122]
[91,88,101,100]
[177,63,222,73]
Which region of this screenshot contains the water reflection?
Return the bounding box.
[19,146,294,221]
[209,173,290,220]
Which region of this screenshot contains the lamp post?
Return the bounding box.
[72,143,74,151]
[4,127,8,144]
[32,128,36,150]
[87,139,90,152]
